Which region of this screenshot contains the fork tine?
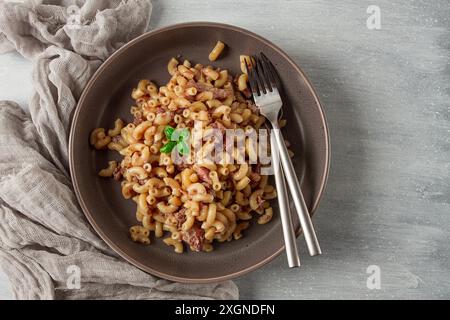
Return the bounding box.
[254,55,271,94]
[245,56,260,96]
[256,54,274,93]
[260,52,278,91]
[250,55,266,95]
[260,52,284,119]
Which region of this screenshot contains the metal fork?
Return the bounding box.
[246,53,322,257]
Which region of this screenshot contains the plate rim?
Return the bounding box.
[69,21,331,283]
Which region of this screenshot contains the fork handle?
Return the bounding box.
[271,133,301,267]
[272,128,322,256]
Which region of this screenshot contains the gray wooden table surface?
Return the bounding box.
[1,0,449,299]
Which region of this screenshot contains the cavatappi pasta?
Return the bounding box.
[90,53,283,253]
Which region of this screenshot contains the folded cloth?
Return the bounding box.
[0,0,238,300]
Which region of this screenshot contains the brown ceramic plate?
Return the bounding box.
[69,22,330,283]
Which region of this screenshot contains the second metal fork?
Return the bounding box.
[246,53,322,259]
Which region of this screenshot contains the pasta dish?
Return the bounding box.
[90,42,282,253]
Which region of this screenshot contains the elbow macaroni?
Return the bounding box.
[208,41,226,61]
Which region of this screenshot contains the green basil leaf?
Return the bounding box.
[171,128,189,142]
[160,141,177,154]
[177,141,190,155]
[164,126,175,140]
[178,128,190,141]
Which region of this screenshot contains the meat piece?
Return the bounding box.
[165,208,187,229]
[242,88,252,99]
[231,101,240,109]
[249,171,261,182]
[113,166,125,181]
[182,224,205,252]
[175,163,190,171]
[212,88,231,100]
[133,114,144,125]
[187,79,231,100]
[247,101,259,113]
[187,80,213,93]
[182,91,196,101]
[173,208,187,229]
[112,135,122,143]
[194,166,212,186]
[201,182,216,198]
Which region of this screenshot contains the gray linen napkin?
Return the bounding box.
[0,0,238,300]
